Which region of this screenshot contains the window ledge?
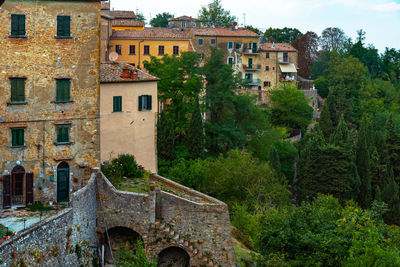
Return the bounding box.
[55,142,73,146]
[11,145,26,149]
[112,111,123,113]
[7,101,27,106]
[52,100,74,104]
[54,36,73,39]
[9,35,28,39]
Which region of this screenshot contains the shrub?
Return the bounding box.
[102,154,143,179]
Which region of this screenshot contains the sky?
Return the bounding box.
[110,0,400,53]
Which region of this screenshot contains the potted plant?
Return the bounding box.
[149,183,156,191]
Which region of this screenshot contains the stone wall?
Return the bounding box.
[0,174,97,266]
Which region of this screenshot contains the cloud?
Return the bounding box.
[329,0,400,12]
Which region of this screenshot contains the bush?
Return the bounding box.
[116,240,156,267]
[314,76,330,98]
[102,154,143,179]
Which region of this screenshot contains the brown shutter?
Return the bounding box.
[26,172,34,206]
[3,175,11,209]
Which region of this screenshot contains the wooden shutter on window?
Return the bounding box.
[18,15,25,36]
[57,16,70,37]
[138,95,143,111]
[26,173,34,206]
[147,95,152,110]
[3,175,11,209]
[11,14,25,36]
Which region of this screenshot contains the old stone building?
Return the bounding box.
[100,63,159,173]
[0,0,101,209]
[168,15,201,28]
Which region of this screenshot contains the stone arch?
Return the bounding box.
[158,246,190,267]
[102,226,143,264]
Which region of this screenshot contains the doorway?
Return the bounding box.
[11,166,25,205]
[57,162,70,202]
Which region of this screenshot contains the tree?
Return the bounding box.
[319,101,334,141]
[149,12,173,27]
[291,31,319,78]
[383,168,400,225]
[187,96,204,159]
[313,76,329,98]
[269,83,313,134]
[385,115,400,182]
[157,112,175,164]
[264,27,302,43]
[356,118,372,208]
[246,25,262,35]
[320,27,347,52]
[198,0,236,27]
[135,10,146,23]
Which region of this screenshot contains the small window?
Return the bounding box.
[11,128,24,147]
[10,14,26,37]
[283,52,289,62]
[173,46,179,55]
[113,96,122,112]
[211,39,216,45]
[116,45,122,55]
[129,45,135,55]
[266,52,270,58]
[264,81,271,87]
[198,39,203,45]
[144,45,150,55]
[56,15,71,37]
[235,43,241,49]
[181,21,186,28]
[159,45,164,55]
[10,78,25,103]
[138,95,152,111]
[57,125,70,144]
[56,79,71,102]
[265,66,270,71]
[228,42,233,49]
[227,57,233,65]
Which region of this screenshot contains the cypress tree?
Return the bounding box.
[187,97,204,159]
[382,167,400,225]
[356,118,372,208]
[332,114,349,146]
[319,101,334,141]
[386,115,400,182]
[374,186,381,202]
[270,146,282,178]
[157,112,175,163]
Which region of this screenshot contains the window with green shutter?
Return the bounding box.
[57,125,70,143]
[138,95,152,111]
[113,96,122,112]
[56,79,71,102]
[10,78,25,103]
[10,14,26,37]
[11,128,24,147]
[56,15,71,37]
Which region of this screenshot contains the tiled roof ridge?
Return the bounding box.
[259,42,297,51]
[100,62,160,83]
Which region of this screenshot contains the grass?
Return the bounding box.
[0,224,13,238]
[26,203,56,212]
[110,176,150,193]
[233,237,258,267]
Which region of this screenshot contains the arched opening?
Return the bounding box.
[158,246,190,267]
[103,227,142,264]
[57,162,70,202]
[11,165,25,205]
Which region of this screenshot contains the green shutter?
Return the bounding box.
[57,126,69,143]
[12,129,17,147]
[56,80,70,101]
[138,95,143,111]
[18,15,25,36]
[113,96,122,112]
[147,95,152,110]
[12,129,24,147]
[11,79,25,102]
[11,14,25,36]
[57,15,71,37]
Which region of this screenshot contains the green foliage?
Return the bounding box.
[135,10,146,23]
[382,169,400,225]
[187,97,204,159]
[198,0,236,27]
[263,27,302,43]
[149,12,173,27]
[245,25,262,35]
[116,240,156,267]
[356,118,372,208]
[269,83,313,133]
[101,154,143,179]
[313,76,329,98]
[319,101,334,141]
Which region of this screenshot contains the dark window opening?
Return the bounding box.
[11,128,24,147]
[159,45,164,55]
[266,52,270,58]
[173,46,179,55]
[113,96,122,112]
[56,79,71,102]
[10,14,26,37]
[144,45,150,55]
[10,78,25,103]
[116,45,122,55]
[265,66,269,71]
[211,39,216,45]
[198,39,203,45]
[129,45,135,55]
[138,95,152,111]
[57,125,70,143]
[56,15,71,37]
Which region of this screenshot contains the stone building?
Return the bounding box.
[168,15,201,28]
[100,63,159,173]
[0,0,101,209]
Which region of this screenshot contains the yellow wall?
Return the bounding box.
[109,39,192,66]
[112,26,144,31]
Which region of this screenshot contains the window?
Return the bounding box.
[266,52,270,58]
[144,45,150,55]
[10,14,26,37]
[181,21,186,28]
[138,95,152,111]
[116,45,121,55]
[158,45,164,55]
[235,43,242,49]
[11,128,24,147]
[113,96,122,112]
[211,39,216,45]
[173,46,179,55]
[227,57,233,65]
[57,125,70,143]
[200,53,205,60]
[265,66,270,71]
[245,73,253,82]
[56,79,71,102]
[129,45,135,55]
[56,15,71,37]
[10,78,25,103]
[248,58,253,68]
[228,41,233,49]
[264,81,271,87]
[198,39,203,45]
[283,52,289,62]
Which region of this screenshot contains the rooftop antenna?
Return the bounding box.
[243,13,246,27]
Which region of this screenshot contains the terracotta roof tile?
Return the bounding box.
[110,10,136,19]
[112,19,144,27]
[111,27,191,39]
[169,15,200,22]
[191,27,259,37]
[260,43,297,52]
[100,63,159,83]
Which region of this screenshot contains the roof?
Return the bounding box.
[111,27,191,40]
[169,15,200,22]
[110,10,136,19]
[100,63,159,83]
[112,19,144,27]
[260,43,297,52]
[191,27,259,37]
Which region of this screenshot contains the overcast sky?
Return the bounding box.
[110,0,400,53]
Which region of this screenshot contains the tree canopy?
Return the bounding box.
[198,0,237,27]
[149,12,173,27]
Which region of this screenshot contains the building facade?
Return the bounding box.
[100,63,159,173]
[0,0,101,209]
[168,15,201,28]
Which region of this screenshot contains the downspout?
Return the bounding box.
[138,40,144,68]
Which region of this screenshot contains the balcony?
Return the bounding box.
[243,64,261,71]
[243,49,259,55]
[278,57,291,64]
[247,78,261,86]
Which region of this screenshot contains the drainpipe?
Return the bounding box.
[138,40,144,68]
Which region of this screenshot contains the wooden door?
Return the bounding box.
[57,162,69,202]
[26,172,34,206]
[3,175,11,209]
